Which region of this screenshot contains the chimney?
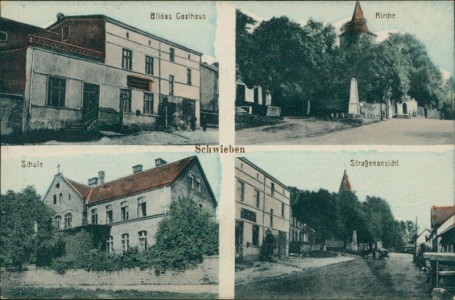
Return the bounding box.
[98,171,105,185]
[88,177,98,187]
[57,13,65,21]
[132,164,143,173]
[155,158,167,167]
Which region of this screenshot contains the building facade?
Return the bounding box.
[429,205,455,253]
[1,14,202,136]
[235,157,290,260]
[42,156,217,254]
[200,62,219,126]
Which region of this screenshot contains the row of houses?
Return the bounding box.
[0,14,219,136]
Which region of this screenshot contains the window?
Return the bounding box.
[53,195,57,205]
[196,178,202,192]
[121,201,129,221]
[188,172,195,189]
[238,181,245,202]
[47,77,66,107]
[271,182,275,196]
[137,198,147,218]
[122,48,132,70]
[270,209,274,227]
[143,93,154,115]
[255,190,260,208]
[59,193,63,204]
[240,208,256,222]
[68,194,71,200]
[187,68,192,85]
[56,183,60,189]
[169,75,174,96]
[121,233,129,254]
[252,225,259,246]
[91,208,98,224]
[169,48,175,62]
[64,213,72,229]
[106,236,114,254]
[54,216,61,229]
[0,31,8,45]
[145,56,154,75]
[106,205,113,224]
[281,203,285,217]
[126,32,129,39]
[120,89,132,113]
[62,26,70,40]
[138,231,147,251]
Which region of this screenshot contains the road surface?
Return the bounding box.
[235,253,430,299]
[236,118,455,145]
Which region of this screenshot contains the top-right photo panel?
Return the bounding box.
[235,1,454,145]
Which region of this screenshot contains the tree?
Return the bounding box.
[0,186,55,269]
[148,197,218,270]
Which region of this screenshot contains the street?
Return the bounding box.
[236,253,430,299]
[236,118,455,145]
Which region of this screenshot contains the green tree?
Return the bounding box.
[0,186,54,269]
[148,197,218,271]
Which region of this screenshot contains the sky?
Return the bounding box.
[243,150,454,231]
[236,1,454,78]
[0,1,217,59]
[0,148,221,204]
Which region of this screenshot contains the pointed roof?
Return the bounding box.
[339,170,352,193]
[341,1,377,37]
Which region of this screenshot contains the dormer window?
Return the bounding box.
[62,26,70,41]
[0,31,8,46]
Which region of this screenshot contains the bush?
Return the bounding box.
[235,113,283,130]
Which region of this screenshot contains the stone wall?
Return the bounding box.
[2,256,218,288]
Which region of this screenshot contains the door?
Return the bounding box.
[235,221,244,257]
[83,83,100,128]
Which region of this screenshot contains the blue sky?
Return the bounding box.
[236,1,454,77]
[1,149,221,204]
[1,1,217,58]
[243,150,454,231]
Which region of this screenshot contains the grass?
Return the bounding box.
[1,287,217,299]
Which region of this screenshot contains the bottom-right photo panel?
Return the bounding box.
[234,150,454,299]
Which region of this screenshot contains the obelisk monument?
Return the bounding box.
[348,78,360,115]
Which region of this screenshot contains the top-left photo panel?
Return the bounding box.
[1,1,219,145]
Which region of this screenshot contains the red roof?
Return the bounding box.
[339,170,352,193]
[342,1,377,37]
[64,156,194,204]
[431,205,455,228]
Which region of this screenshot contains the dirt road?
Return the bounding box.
[235,253,430,299]
[236,118,454,145]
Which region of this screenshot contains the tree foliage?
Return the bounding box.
[0,186,55,269]
[148,197,218,271]
[236,11,450,116]
[291,188,413,251]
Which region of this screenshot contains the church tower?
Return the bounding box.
[340,1,377,44]
[339,169,352,193]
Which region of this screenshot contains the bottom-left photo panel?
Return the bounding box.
[1,147,220,299]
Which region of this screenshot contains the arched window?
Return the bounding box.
[106,205,113,224]
[137,198,147,218]
[121,233,129,254]
[106,236,114,254]
[138,231,147,251]
[54,215,61,229]
[59,193,63,204]
[53,194,57,205]
[91,208,98,224]
[121,201,129,221]
[64,213,72,229]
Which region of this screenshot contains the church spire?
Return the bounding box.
[339,169,352,193]
[341,1,377,37]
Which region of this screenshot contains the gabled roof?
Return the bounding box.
[46,14,202,56]
[339,170,352,193]
[64,156,195,204]
[431,205,455,228]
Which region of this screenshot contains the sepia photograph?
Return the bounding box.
[235,1,454,145]
[1,149,220,299]
[235,151,455,299]
[0,1,219,145]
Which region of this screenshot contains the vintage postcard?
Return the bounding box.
[234,1,454,145]
[0,1,219,145]
[234,150,455,299]
[1,148,221,298]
